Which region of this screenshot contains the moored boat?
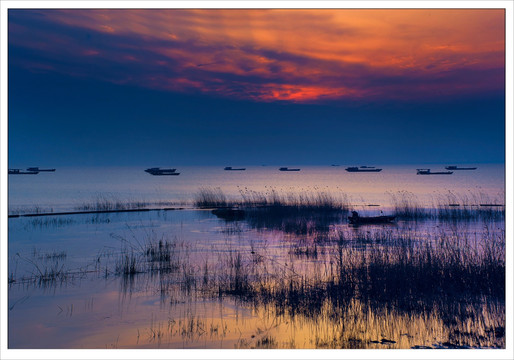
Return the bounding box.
[279,167,301,171]
[345,166,382,172]
[417,168,453,175]
[9,168,39,175]
[224,167,246,171]
[211,208,245,221]
[144,167,179,176]
[445,166,477,170]
[348,211,395,225]
[26,167,56,172]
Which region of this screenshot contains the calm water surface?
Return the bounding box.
[7,164,505,349]
[8,209,505,349]
[8,164,505,212]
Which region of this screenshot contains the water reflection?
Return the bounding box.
[8,209,505,349]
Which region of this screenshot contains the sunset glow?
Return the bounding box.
[5,4,509,354]
[9,9,505,102]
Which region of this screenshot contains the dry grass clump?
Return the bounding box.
[194,187,229,208]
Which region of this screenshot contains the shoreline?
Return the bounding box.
[7,207,186,218]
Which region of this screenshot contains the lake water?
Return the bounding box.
[8,164,505,213]
[7,163,506,350]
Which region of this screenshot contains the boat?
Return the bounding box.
[348,211,395,225]
[345,166,382,172]
[279,167,301,171]
[417,168,453,175]
[211,208,245,221]
[445,166,477,170]
[26,167,56,172]
[224,167,246,171]
[9,168,39,175]
[144,167,180,176]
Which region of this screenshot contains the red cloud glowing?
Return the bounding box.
[9,9,505,103]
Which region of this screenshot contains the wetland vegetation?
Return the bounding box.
[8,188,505,349]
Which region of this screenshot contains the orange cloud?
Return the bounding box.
[10,9,505,102]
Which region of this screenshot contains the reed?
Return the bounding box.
[76,195,149,211]
[389,190,505,222]
[388,191,430,220]
[194,187,229,208]
[115,251,140,276]
[203,187,350,234]
[200,225,504,347]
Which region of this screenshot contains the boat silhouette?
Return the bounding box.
[279,167,300,171]
[9,168,39,175]
[144,167,180,176]
[348,211,395,225]
[224,167,246,171]
[345,166,382,172]
[26,167,55,172]
[417,168,453,175]
[445,166,477,170]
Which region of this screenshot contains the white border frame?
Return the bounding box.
[1,1,512,359]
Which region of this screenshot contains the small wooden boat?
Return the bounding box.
[417,169,453,175]
[211,209,245,221]
[224,167,246,171]
[348,211,395,225]
[279,167,300,171]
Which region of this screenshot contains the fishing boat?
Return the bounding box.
[348,211,395,225]
[345,166,382,172]
[211,208,245,221]
[26,167,56,172]
[416,169,453,175]
[9,168,39,175]
[445,166,477,170]
[279,167,301,171]
[144,167,180,176]
[224,167,246,171]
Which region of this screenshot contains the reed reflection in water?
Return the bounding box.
[8,194,505,349]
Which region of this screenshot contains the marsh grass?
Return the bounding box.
[115,251,141,276]
[76,195,149,211]
[114,234,182,279]
[389,191,505,222]
[9,205,54,216]
[22,258,70,286]
[200,187,350,234]
[110,222,503,325]
[145,239,180,274]
[194,187,228,208]
[9,197,505,348]
[190,224,505,348]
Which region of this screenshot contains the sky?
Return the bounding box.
[7,8,506,166]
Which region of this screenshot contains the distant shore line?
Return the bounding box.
[8,203,505,219]
[8,187,505,220]
[8,207,186,218]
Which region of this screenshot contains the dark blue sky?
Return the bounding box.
[8,67,504,166]
[8,9,505,167]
